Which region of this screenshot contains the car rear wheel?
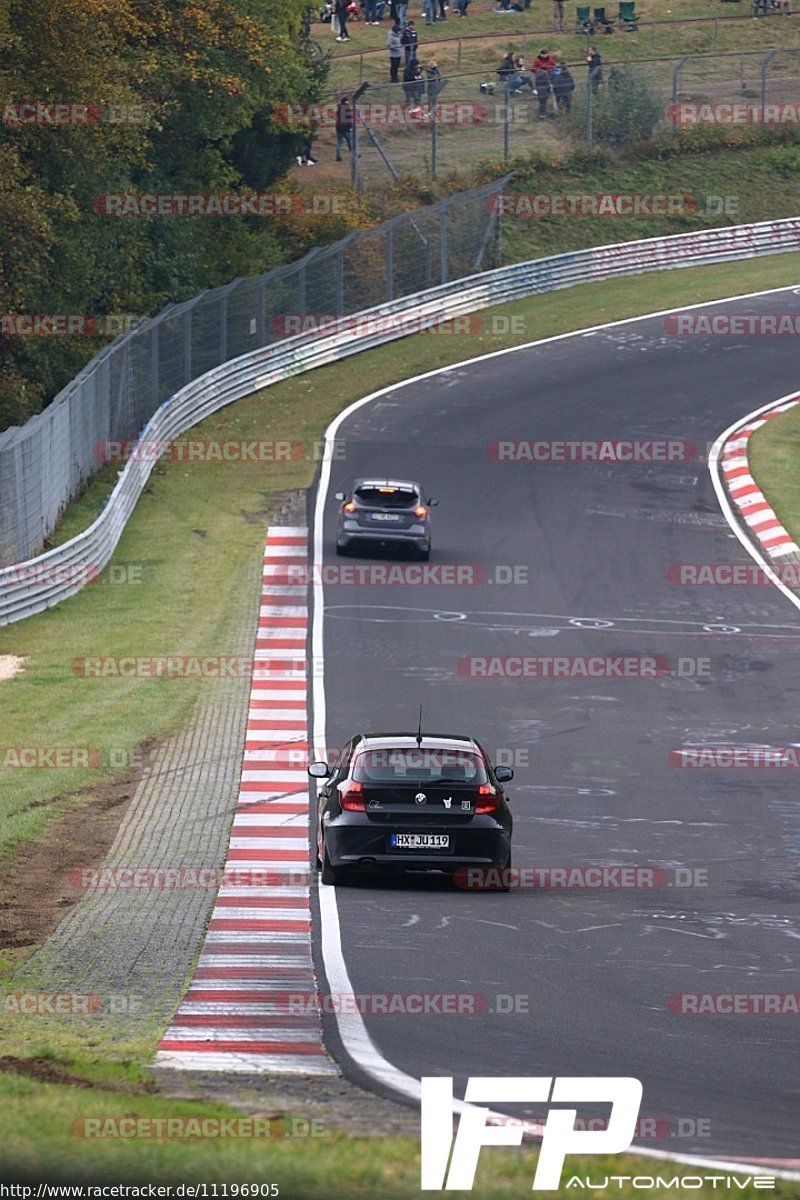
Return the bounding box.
[321,844,348,885]
[497,849,512,892]
[417,544,431,562]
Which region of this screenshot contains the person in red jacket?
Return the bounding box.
[532,48,557,73]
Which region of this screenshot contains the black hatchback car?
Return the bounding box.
[308,733,513,887]
[334,479,438,560]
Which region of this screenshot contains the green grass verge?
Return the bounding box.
[1,251,798,864]
[500,140,800,260]
[747,400,800,538]
[0,1062,796,1194]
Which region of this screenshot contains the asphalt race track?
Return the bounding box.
[311,288,800,1166]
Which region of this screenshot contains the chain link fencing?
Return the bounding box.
[320,47,800,192]
[0,178,507,567]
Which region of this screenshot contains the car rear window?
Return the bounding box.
[352,748,488,785]
[354,485,419,508]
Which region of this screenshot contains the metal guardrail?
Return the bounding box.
[1,217,799,625]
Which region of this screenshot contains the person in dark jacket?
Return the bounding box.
[335,96,354,160]
[403,55,423,106]
[425,58,442,111]
[552,60,575,112]
[534,68,554,118]
[401,19,418,62]
[497,51,516,83]
[587,46,603,93]
[388,23,403,81]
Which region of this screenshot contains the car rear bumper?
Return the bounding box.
[324,821,510,870]
[338,528,429,545]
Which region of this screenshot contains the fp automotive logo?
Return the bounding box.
[421,1076,643,1191]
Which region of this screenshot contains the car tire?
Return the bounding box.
[335,542,349,556]
[321,844,348,885]
[417,544,431,562]
[497,849,512,892]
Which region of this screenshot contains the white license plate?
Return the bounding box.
[371,512,402,521]
[391,833,449,849]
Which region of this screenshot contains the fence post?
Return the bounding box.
[351,111,360,198]
[457,38,462,67]
[150,323,159,407]
[219,293,228,365]
[439,199,449,284]
[183,306,193,384]
[257,277,267,345]
[386,226,394,302]
[299,262,307,314]
[587,74,593,151]
[672,55,687,134]
[760,49,776,122]
[336,244,345,316]
[503,81,511,160]
[431,104,437,179]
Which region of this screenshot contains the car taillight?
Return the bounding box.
[343,501,356,513]
[339,781,365,811]
[475,783,498,814]
[413,505,428,518]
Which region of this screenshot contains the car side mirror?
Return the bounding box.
[334,491,346,501]
[427,498,439,507]
[308,761,331,778]
[494,765,514,783]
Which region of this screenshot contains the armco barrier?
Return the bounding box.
[1,218,799,625]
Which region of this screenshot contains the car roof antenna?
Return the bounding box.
[416,705,423,748]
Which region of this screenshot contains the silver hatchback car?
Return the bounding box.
[335,478,438,560]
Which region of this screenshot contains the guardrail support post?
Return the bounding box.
[386,226,394,301]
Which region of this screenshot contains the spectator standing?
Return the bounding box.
[401,18,418,61]
[587,45,603,93]
[388,23,403,81]
[422,0,436,22]
[335,95,354,159]
[426,58,443,111]
[403,54,424,106]
[552,60,575,111]
[552,0,565,29]
[396,0,408,22]
[534,68,555,118]
[365,0,378,21]
[334,0,350,40]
